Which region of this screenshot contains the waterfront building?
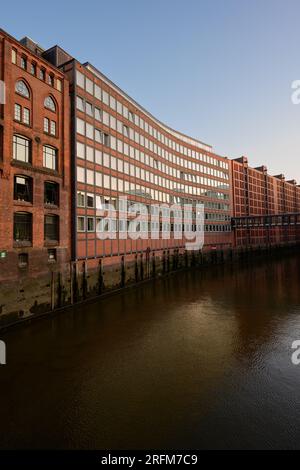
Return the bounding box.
[43,46,232,273]
[231,157,300,246]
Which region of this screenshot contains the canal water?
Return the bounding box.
[0,252,300,450]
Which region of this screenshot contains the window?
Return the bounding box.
[48,249,56,262]
[76,71,85,88]
[44,96,56,112]
[43,145,57,170]
[13,135,31,163]
[44,214,59,241]
[15,80,30,98]
[50,121,56,136]
[14,175,33,202]
[77,191,85,207]
[44,181,59,206]
[40,68,46,81]
[14,212,32,243]
[87,217,95,232]
[48,74,54,87]
[20,57,27,70]
[77,166,85,183]
[77,142,85,159]
[23,108,30,125]
[103,133,110,147]
[18,253,28,268]
[56,79,62,92]
[86,193,94,208]
[30,63,36,76]
[12,48,17,64]
[85,78,93,95]
[77,118,85,135]
[95,107,102,121]
[14,104,21,121]
[77,216,85,232]
[76,96,84,112]
[86,102,93,116]
[44,118,49,133]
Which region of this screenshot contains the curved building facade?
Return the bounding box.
[54,51,233,268]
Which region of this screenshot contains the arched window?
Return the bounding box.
[44,96,56,112]
[15,80,30,98]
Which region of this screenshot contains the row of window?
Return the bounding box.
[15,81,57,112]
[76,71,222,160]
[76,139,228,185]
[14,176,59,205]
[12,49,62,91]
[13,135,58,170]
[76,190,230,214]
[14,212,59,243]
[18,250,57,268]
[76,118,229,182]
[76,216,231,234]
[76,166,230,205]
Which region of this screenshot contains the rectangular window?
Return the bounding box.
[86,123,94,140]
[12,48,17,64]
[20,57,27,70]
[40,68,46,81]
[14,212,32,242]
[77,166,85,183]
[77,216,85,232]
[30,63,36,76]
[86,102,93,116]
[23,108,30,125]
[87,217,95,232]
[44,118,49,133]
[44,215,59,241]
[56,79,62,92]
[86,169,94,185]
[77,142,85,159]
[44,182,59,206]
[14,104,21,121]
[43,146,57,170]
[86,193,95,208]
[14,176,32,202]
[95,107,102,121]
[76,71,85,89]
[50,120,56,136]
[13,135,30,163]
[77,191,85,207]
[86,78,94,95]
[76,118,85,135]
[76,96,85,112]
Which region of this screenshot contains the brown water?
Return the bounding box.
[0,253,300,450]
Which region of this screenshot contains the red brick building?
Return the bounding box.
[0,30,70,281]
[231,157,300,247]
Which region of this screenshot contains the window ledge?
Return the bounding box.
[14,200,33,207]
[44,203,59,209]
[44,240,59,247]
[14,241,32,248]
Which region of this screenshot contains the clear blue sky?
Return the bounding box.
[2,0,300,181]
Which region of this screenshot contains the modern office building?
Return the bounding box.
[0,29,70,281]
[41,46,232,272]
